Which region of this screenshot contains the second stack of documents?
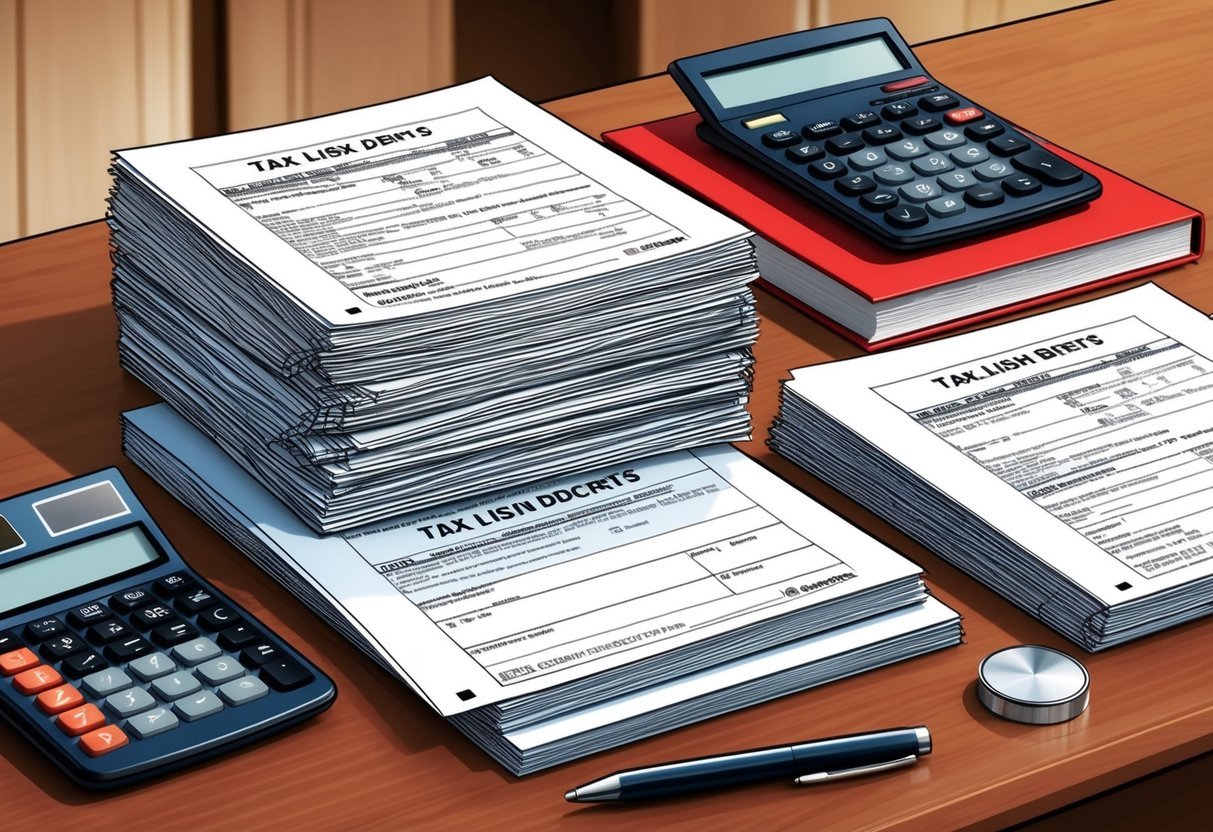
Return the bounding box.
[109,78,758,532]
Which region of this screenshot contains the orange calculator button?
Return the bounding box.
[79,725,129,757]
[13,665,62,695]
[0,647,40,676]
[56,702,105,736]
[37,683,85,715]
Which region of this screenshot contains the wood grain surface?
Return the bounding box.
[1,0,1210,828]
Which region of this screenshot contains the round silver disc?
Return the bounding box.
[977,645,1089,724]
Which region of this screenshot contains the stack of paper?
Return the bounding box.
[770,284,1213,650]
[109,78,757,533]
[123,403,961,774]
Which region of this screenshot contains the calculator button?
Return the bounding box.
[1011,149,1084,185]
[196,656,245,686]
[881,101,918,120]
[154,573,197,596]
[67,603,112,629]
[259,658,314,692]
[152,671,202,701]
[989,135,1031,156]
[56,702,105,736]
[175,691,224,722]
[61,650,108,679]
[218,624,260,650]
[129,651,177,681]
[882,75,929,93]
[126,706,179,739]
[899,181,943,202]
[0,647,40,676]
[13,665,63,695]
[38,683,85,715]
[40,634,86,661]
[965,121,1004,140]
[808,159,847,179]
[835,175,876,196]
[111,588,153,613]
[217,676,269,706]
[903,116,941,135]
[912,154,954,175]
[105,686,157,718]
[240,643,280,667]
[802,120,842,139]
[131,603,181,631]
[860,191,899,211]
[153,620,200,647]
[23,617,66,642]
[973,160,1014,181]
[884,205,928,228]
[176,588,218,615]
[0,631,20,653]
[173,637,222,666]
[826,134,864,155]
[82,667,132,697]
[927,195,967,217]
[951,144,990,167]
[105,636,153,662]
[79,725,129,757]
[198,606,244,632]
[1003,173,1043,196]
[965,185,1006,206]
[785,143,824,163]
[886,139,928,160]
[919,92,960,112]
[945,107,984,125]
[761,128,801,148]
[89,619,132,643]
[841,111,879,131]
[939,170,980,192]
[862,125,902,145]
[847,148,887,170]
[874,164,914,185]
[925,129,965,150]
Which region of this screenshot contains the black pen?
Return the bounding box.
[564,726,930,802]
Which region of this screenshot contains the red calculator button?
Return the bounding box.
[37,683,85,715]
[13,665,62,695]
[0,648,40,676]
[945,107,984,124]
[56,703,105,736]
[79,725,129,757]
[881,75,929,93]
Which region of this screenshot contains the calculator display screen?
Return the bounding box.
[703,37,904,109]
[0,526,162,615]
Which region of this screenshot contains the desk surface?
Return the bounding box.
[1,0,1210,828]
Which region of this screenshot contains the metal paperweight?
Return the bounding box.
[977,645,1090,724]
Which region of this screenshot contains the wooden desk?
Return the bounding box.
[0,0,1209,828]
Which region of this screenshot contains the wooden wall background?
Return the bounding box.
[0,0,1090,242]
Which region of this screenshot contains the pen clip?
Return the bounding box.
[794,754,918,786]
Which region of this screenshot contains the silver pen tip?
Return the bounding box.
[915,725,932,756]
[564,789,578,802]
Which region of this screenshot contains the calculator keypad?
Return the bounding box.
[745,85,1088,239]
[1,571,315,761]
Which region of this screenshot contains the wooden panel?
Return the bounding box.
[625,0,805,77]
[17,0,197,240]
[226,0,454,131]
[0,0,19,241]
[820,0,974,43]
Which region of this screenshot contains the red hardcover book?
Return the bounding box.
[604,113,1204,351]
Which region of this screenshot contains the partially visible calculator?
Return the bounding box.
[0,468,335,788]
[669,18,1102,249]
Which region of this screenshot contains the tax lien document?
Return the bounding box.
[122,404,927,718]
[786,284,1213,615]
[112,76,747,328]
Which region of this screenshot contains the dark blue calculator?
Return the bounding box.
[668,18,1102,249]
[0,468,336,789]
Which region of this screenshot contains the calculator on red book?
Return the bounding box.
[0,468,335,789]
[668,18,1102,249]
